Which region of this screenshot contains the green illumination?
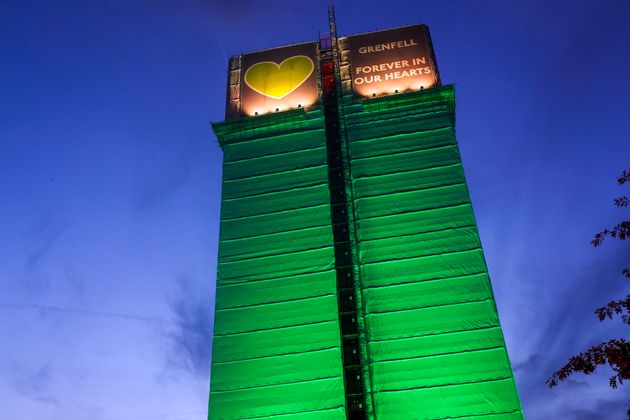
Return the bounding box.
[211,109,346,419]
[209,86,522,419]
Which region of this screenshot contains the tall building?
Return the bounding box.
[209,9,522,420]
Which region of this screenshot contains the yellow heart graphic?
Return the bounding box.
[244,55,314,100]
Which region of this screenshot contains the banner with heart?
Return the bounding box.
[244,55,314,100]
[238,42,319,117]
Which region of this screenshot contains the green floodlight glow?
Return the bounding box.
[209,85,522,419]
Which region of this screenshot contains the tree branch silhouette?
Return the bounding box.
[548,168,629,419]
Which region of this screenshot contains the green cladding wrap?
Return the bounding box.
[209,85,522,419]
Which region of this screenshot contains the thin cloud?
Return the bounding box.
[24,218,66,272]
[0,303,167,325]
[515,247,630,417]
[568,397,630,420]
[165,275,213,377]
[11,362,58,405]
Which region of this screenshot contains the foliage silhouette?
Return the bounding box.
[548,169,630,418]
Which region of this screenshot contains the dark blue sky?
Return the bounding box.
[1,1,629,419]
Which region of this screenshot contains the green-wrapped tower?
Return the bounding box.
[209,11,522,420]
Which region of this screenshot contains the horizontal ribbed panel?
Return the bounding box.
[209,85,522,419]
[348,126,455,160]
[353,163,465,198]
[222,165,328,199]
[209,377,345,420]
[344,85,522,418]
[359,226,481,264]
[217,246,335,284]
[361,249,487,288]
[355,184,470,219]
[221,184,330,220]
[215,270,337,310]
[223,128,327,161]
[210,112,345,419]
[367,300,500,341]
[351,146,461,178]
[371,347,513,392]
[364,273,493,313]
[356,203,475,241]
[368,327,506,363]
[220,204,331,240]
[211,347,344,392]
[219,225,333,262]
[223,147,326,181]
[212,321,340,364]
[214,295,339,336]
[373,378,520,419]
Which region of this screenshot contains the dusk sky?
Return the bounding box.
[2,0,630,419]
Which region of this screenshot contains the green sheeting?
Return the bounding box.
[222,166,328,199]
[223,147,327,181]
[222,129,327,162]
[215,270,337,310]
[209,85,522,419]
[368,326,507,362]
[364,273,493,313]
[367,300,500,341]
[210,377,345,419]
[353,163,465,198]
[214,294,339,335]
[359,225,481,263]
[220,184,331,219]
[351,145,462,178]
[217,246,335,283]
[211,347,344,392]
[210,110,347,419]
[373,379,519,418]
[343,85,521,418]
[361,249,489,288]
[211,321,341,363]
[220,204,331,241]
[356,203,476,240]
[348,126,455,159]
[355,184,471,218]
[371,347,513,392]
[219,227,334,264]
